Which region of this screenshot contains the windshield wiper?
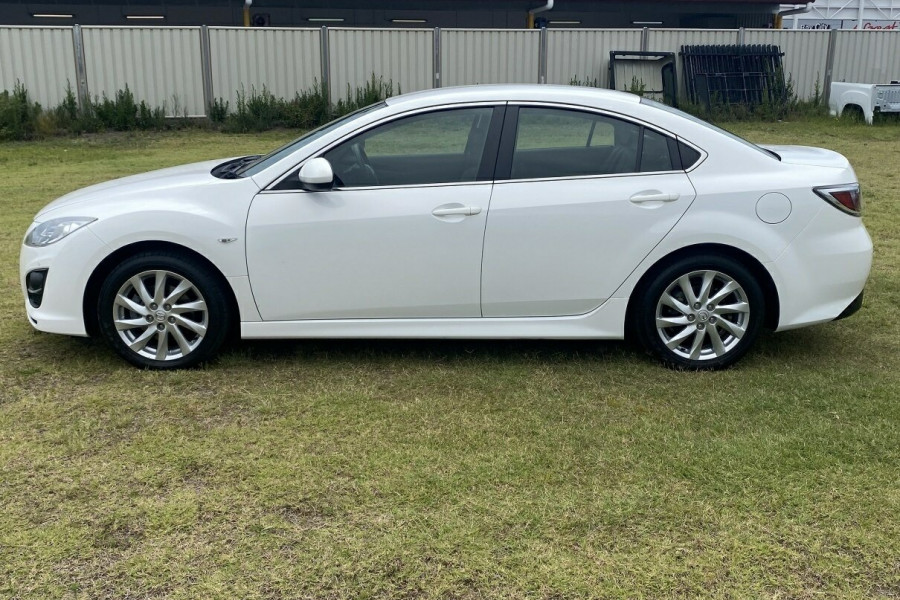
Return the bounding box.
[215,155,262,179]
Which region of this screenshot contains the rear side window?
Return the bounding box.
[640,128,675,172]
[510,107,679,180]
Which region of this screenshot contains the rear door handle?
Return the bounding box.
[432,206,482,217]
[630,192,680,204]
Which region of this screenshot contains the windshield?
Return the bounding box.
[236,102,387,177]
[640,98,780,161]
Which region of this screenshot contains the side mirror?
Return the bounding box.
[298,157,334,191]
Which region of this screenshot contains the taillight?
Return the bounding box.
[814,184,862,216]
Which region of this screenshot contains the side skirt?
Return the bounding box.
[241,298,628,339]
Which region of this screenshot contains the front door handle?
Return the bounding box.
[432,205,482,217]
[630,191,680,204]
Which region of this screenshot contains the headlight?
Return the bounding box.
[24,217,97,247]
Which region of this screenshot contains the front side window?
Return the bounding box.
[239,102,386,178]
[510,107,679,180]
[322,107,495,188]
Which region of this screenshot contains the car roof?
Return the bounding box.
[384,84,642,110]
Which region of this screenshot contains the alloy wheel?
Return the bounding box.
[112,269,209,361]
[654,269,751,361]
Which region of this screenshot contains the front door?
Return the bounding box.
[246,105,501,320]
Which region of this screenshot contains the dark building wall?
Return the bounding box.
[2,1,778,28]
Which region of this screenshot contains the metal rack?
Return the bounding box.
[680,44,786,108]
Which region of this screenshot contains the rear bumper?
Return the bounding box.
[771,206,872,331]
[834,290,864,321]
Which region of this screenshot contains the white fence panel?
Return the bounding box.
[209,27,320,108]
[833,30,900,84]
[82,27,205,117]
[6,26,900,118]
[647,28,738,51]
[329,28,432,100]
[546,29,642,87]
[442,29,539,86]
[743,29,830,99]
[0,27,76,108]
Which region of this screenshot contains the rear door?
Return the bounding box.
[481,104,697,318]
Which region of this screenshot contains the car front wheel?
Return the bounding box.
[97,252,231,369]
[634,256,765,370]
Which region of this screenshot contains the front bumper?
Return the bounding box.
[20,226,110,336]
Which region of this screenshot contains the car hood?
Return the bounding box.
[760,145,851,169]
[36,158,244,219]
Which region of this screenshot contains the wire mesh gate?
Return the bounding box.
[680,44,786,108]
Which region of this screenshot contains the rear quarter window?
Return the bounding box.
[677,141,702,169]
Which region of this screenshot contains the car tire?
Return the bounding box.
[97,252,231,369]
[633,255,765,370]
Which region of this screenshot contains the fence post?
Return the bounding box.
[823,28,838,105]
[641,27,649,52]
[433,27,442,88]
[538,26,548,83]
[71,24,90,111]
[737,27,745,45]
[199,25,214,117]
[320,26,331,106]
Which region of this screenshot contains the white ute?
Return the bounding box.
[830,82,900,124]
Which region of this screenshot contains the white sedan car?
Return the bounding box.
[20,85,872,370]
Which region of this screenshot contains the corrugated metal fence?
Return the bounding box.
[1,25,899,117]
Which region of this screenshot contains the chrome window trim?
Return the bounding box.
[493,170,684,186]
[257,179,494,195]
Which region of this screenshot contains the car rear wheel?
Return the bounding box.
[634,255,765,370]
[97,252,231,369]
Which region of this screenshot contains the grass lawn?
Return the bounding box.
[1,119,899,599]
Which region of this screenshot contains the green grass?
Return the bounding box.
[1,119,899,598]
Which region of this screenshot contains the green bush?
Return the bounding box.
[208,97,229,123]
[54,84,79,125]
[284,80,330,129]
[1,72,841,142]
[137,100,166,129]
[0,76,398,140]
[221,79,356,132]
[0,82,41,141]
[334,74,397,117]
[94,87,139,130]
[569,75,602,88]
[226,86,280,132]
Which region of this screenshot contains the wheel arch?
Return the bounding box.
[83,240,240,339]
[625,243,780,335]
[840,103,865,119]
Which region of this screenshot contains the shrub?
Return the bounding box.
[0,82,41,141]
[334,74,396,117]
[568,75,601,88]
[94,87,139,130]
[209,97,229,123]
[227,86,281,132]
[137,101,166,130]
[627,76,647,97]
[283,80,330,129]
